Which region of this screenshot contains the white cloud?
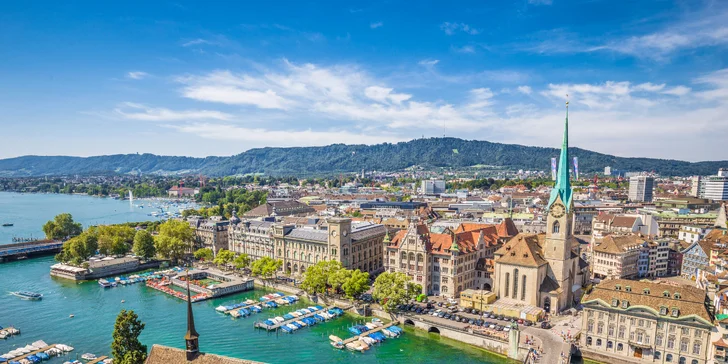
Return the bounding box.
[114,102,232,121]
[634,83,665,92]
[370,22,383,29]
[663,86,691,96]
[126,71,149,80]
[440,22,480,35]
[169,123,404,146]
[182,38,217,47]
[418,59,440,66]
[364,86,412,104]
[517,85,532,95]
[452,45,475,54]
[528,0,553,4]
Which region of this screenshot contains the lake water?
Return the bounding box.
[0,192,508,363]
[0,192,177,245]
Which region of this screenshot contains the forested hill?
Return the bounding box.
[0,138,725,177]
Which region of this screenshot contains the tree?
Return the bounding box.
[154,220,194,263]
[213,249,235,268]
[132,230,155,259]
[56,231,98,265]
[251,257,282,284]
[300,260,343,295]
[342,269,370,299]
[372,272,422,312]
[43,213,83,240]
[328,268,352,294]
[233,253,251,270]
[111,310,147,364]
[193,248,213,261]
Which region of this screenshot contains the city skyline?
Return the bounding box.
[1,1,727,161]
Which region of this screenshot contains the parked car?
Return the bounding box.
[438,312,445,318]
[524,321,533,327]
[517,319,524,324]
[472,309,480,315]
[437,302,443,307]
[541,322,551,329]
[468,319,474,325]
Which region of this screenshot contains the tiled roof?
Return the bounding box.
[285,229,328,242]
[582,279,713,324]
[350,224,386,241]
[145,345,263,364]
[593,234,646,255]
[496,218,519,238]
[494,233,548,267]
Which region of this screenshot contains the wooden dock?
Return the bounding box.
[254,307,330,331]
[341,321,399,345]
[5,345,55,362]
[87,355,109,364]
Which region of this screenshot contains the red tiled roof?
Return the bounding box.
[496,218,519,238]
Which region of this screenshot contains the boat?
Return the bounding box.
[98,279,113,288]
[2,223,13,227]
[329,335,344,349]
[11,291,43,300]
[81,353,97,360]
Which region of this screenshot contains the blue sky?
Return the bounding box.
[1,0,727,161]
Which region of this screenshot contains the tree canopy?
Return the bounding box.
[341,269,370,299]
[233,253,251,270]
[300,261,370,299]
[154,220,194,263]
[111,309,147,364]
[43,213,82,240]
[55,230,98,265]
[213,249,235,267]
[251,256,282,282]
[193,248,213,261]
[132,230,156,259]
[372,272,422,312]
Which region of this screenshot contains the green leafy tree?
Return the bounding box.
[213,249,236,268]
[372,272,422,312]
[154,220,194,264]
[132,230,156,259]
[193,248,213,261]
[233,253,251,270]
[43,213,83,240]
[57,231,99,264]
[111,310,147,364]
[342,269,370,299]
[251,257,282,284]
[328,268,352,293]
[300,260,343,295]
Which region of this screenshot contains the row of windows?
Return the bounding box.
[585,337,700,363]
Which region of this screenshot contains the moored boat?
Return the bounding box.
[10,291,43,300]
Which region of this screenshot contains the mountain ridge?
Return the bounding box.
[0,138,725,177]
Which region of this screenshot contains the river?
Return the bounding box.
[0,192,508,363]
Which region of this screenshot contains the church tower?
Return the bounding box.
[544,101,574,262]
[184,271,200,361]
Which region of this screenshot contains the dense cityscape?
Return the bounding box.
[3,1,728,364]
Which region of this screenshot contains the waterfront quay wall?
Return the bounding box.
[50,260,162,280]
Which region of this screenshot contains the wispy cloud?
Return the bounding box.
[114,102,232,121]
[528,0,553,5]
[370,21,383,29]
[181,38,218,47]
[451,45,476,54]
[517,85,532,95]
[418,59,440,66]
[440,22,480,35]
[126,71,149,80]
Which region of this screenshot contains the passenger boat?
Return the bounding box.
[98,279,113,288]
[81,353,97,360]
[2,223,13,227]
[11,291,43,300]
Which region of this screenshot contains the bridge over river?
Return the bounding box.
[0,240,63,262]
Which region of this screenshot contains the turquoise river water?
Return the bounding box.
[0,192,507,363]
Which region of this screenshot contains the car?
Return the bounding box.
[517,319,524,324]
[472,309,480,315]
[541,322,551,329]
[426,303,434,309]
[450,316,457,321]
[495,325,503,331]
[489,324,496,329]
[438,312,445,318]
[409,306,418,312]
[489,314,496,319]
[524,321,533,327]
[437,302,443,307]
[415,308,423,314]
[444,314,451,319]
[468,319,474,325]
[503,326,511,332]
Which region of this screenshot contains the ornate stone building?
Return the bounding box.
[581,279,713,364]
[492,105,587,313]
[383,220,504,298]
[272,218,386,276]
[228,216,275,262]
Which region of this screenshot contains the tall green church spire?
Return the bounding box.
[547,101,573,211]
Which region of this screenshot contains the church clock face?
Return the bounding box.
[331,230,337,237]
[550,203,565,218]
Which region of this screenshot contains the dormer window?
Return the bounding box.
[643,288,650,295]
[663,290,670,297]
[674,292,681,299]
[671,308,679,317]
[615,284,622,291]
[612,299,619,307]
[660,306,668,315]
[625,286,632,292]
[622,300,629,309]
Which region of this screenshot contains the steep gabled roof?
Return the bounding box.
[494,233,547,267]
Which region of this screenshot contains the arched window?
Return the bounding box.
[678,357,686,364]
[606,341,613,349]
[666,354,673,362]
[617,343,623,351]
[596,339,602,346]
[504,273,510,297]
[408,252,415,261]
[552,221,560,234]
[521,275,527,300]
[654,351,661,360]
[401,252,407,261]
[512,269,519,299]
[586,337,592,346]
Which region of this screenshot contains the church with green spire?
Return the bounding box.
[492,103,588,314]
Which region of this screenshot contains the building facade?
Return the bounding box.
[629,176,655,202]
[228,219,275,262]
[581,279,713,364]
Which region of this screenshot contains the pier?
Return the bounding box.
[5,345,56,362]
[255,307,332,331]
[0,240,63,263]
[341,321,399,345]
[87,355,109,363]
[222,296,281,315]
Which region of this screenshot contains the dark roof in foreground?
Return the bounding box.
[145,345,265,364]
